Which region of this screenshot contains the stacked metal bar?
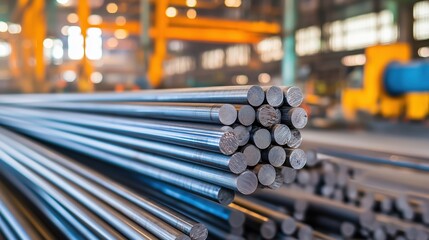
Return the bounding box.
[0,85,309,239]
[246,149,429,240]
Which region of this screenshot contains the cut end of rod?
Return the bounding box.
[229,153,247,174]
[241,144,261,166]
[255,164,276,186]
[219,104,238,125]
[256,104,280,128]
[189,223,209,240]
[282,167,297,184]
[288,149,307,169]
[284,86,304,107]
[268,146,286,167]
[229,211,246,228]
[217,188,235,205]
[266,86,284,107]
[272,124,291,146]
[341,222,356,238]
[175,235,192,240]
[298,225,313,240]
[252,128,271,150]
[219,131,239,155]
[289,108,308,129]
[233,125,250,147]
[281,218,297,235]
[237,105,256,126]
[247,86,265,107]
[287,129,302,148]
[260,220,277,239]
[236,171,258,195]
[305,149,319,167]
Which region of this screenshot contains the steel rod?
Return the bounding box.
[0,129,208,240]
[0,85,266,107]
[19,102,239,125]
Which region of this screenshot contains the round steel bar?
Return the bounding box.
[1,129,208,240]
[240,144,261,167]
[271,124,291,146]
[256,104,280,128]
[1,85,266,107]
[22,102,238,125]
[262,146,286,167]
[280,107,308,129]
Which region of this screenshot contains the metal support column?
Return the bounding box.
[281,0,297,86]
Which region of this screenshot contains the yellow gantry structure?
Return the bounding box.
[91,0,280,87]
[11,0,280,91]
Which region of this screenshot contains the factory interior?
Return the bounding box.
[0,0,428,239]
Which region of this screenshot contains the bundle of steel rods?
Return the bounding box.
[253,148,429,240]
[0,85,309,239]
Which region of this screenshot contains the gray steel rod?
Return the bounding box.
[25,119,247,174]
[0,215,16,240]
[0,140,178,240]
[262,146,286,167]
[271,124,291,146]
[137,180,246,228]
[251,127,271,150]
[287,129,302,148]
[0,107,238,155]
[280,107,308,129]
[0,150,122,240]
[228,203,277,239]
[0,129,207,240]
[253,188,373,227]
[252,164,276,186]
[0,85,265,107]
[232,125,250,147]
[19,102,238,126]
[0,189,38,240]
[264,86,304,108]
[0,171,97,240]
[0,116,235,204]
[235,105,256,126]
[282,167,297,184]
[255,104,280,128]
[284,148,307,169]
[15,124,257,194]
[240,144,261,167]
[233,196,297,235]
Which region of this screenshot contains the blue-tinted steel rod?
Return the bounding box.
[135,180,246,228]
[0,171,93,240]
[0,115,257,195]
[0,107,238,155]
[0,116,234,204]
[0,85,266,107]
[25,119,246,174]
[2,129,207,240]
[0,150,120,240]
[0,141,165,240]
[0,131,193,240]
[19,102,238,126]
[0,185,38,240]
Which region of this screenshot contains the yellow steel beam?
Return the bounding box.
[77,0,94,92]
[91,17,280,36]
[169,17,281,34]
[33,0,47,92]
[147,0,168,87]
[163,27,263,43]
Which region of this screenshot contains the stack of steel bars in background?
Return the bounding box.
[0,85,311,240]
[248,147,429,240]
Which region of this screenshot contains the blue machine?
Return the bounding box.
[384,60,429,96]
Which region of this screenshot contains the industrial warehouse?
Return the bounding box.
[0,0,428,239]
